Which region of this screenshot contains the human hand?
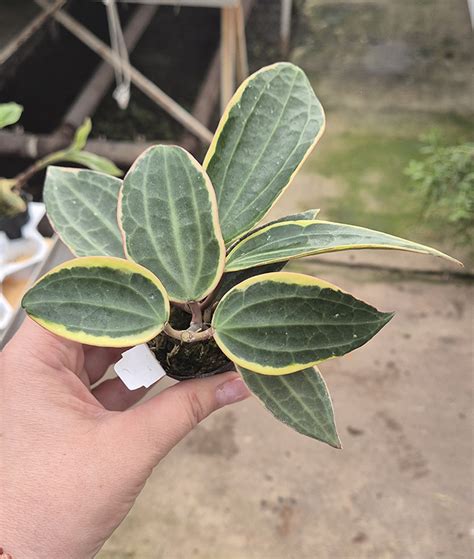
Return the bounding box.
[0,318,249,558]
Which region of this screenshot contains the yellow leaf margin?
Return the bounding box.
[225,219,462,271]
[213,271,352,375]
[203,63,326,246]
[23,256,170,347]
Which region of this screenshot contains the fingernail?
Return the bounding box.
[216,377,250,406]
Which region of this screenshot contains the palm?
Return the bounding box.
[1,317,245,558]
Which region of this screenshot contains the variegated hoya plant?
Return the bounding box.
[22,63,459,448]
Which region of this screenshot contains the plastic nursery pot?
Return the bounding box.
[0,193,31,239]
[147,306,233,381]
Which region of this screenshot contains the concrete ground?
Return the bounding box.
[98,172,473,558]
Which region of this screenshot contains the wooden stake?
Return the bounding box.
[0,0,66,66]
[280,0,292,55]
[34,0,213,144]
[220,6,236,114]
[64,4,158,130]
[181,0,253,154]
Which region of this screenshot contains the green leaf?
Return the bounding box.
[0,102,23,129]
[70,117,92,151]
[63,151,123,177]
[265,208,320,227]
[225,219,461,271]
[0,179,27,216]
[204,62,325,245]
[238,365,341,448]
[120,145,225,303]
[233,208,320,245]
[212,271,393,375]
[43,117,122,176]
[44,167,125,257]
[22,257,169,347]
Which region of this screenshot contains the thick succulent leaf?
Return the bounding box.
[120,145,225,303]
[22,257,169,347]
[238,365,340,448]
[203,62,325,245]
[44,167,125,257]
[226,219,461,271]
[63,151,122,177]
[212,272,393,375]
[0,102,23,128]
[70,117,92,151]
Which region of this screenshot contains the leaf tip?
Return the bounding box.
[451,255,464,267]
[382,310,395,324]
[435,250,463,267]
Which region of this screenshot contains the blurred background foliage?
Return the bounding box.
[405,134,473,248]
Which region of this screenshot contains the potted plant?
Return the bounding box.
[21,63,460,447]
[0,103,30,239]
[0,103,122,239]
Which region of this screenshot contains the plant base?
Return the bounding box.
[147,306,232,380]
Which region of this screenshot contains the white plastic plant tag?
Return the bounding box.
[114,344,166,390]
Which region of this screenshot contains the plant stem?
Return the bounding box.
[13,150,68,191]
[202,305,214,325]
[200,275,224,311]
[188,301,203,331]
[164,323,215,343]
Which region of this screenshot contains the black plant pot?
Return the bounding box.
[0,194,31,239]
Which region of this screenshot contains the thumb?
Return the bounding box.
[112,371,250,466]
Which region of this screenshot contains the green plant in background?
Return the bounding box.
[0,102,23,129]
[0,103,122,219]
[405,132,474,246]
[0,103,26,217]
[22,63,459,448]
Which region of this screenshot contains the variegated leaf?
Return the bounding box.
[212,272,393,375]
[226,220,461,271]
[238,365,341,448]
[44,167,125,257]
[119,145,225,303]
[22,257,169,347]
[204,63,325,245]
